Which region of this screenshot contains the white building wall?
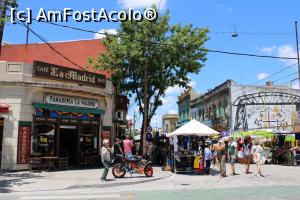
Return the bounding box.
[231,83,300,132]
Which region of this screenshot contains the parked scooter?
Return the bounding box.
[112,154,153,178]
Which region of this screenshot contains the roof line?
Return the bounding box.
[1,38,103,46]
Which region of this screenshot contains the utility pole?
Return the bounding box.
[295,21,300,88]
[26,22,29,45]
[0,0,8,55]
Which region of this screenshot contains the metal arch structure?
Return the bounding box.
[233,92,300,131]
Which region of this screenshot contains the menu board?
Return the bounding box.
[17,123,31,164]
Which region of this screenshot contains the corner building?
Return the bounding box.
[0,39,115,170]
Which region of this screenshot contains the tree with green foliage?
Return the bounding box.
[92,8,209,154]
[0,0,18,54]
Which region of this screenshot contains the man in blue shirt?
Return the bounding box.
[204,144,212,175]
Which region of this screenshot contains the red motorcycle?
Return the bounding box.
[112,154,153,178]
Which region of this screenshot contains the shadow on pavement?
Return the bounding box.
[174,168,220,176]
[0,171,44,193]
[67,175,171,190]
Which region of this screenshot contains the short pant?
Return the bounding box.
[229,154,236,164]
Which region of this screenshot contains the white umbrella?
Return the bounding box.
[168,119,220,137]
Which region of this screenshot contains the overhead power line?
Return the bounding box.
[279,78,299,86]
[17,21,89,72]
[273,71,298,83]
[30,19,298,60]
[231,62,298,95]
[210,31,294,35]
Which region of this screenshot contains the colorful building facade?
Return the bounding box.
[162,113,180,133]
[190,80,300,136]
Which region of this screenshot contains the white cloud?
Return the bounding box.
[257,73,269,80]
[260,44,299,65]
[167,109,178,114]
[188,80,196,88]
[117,0,167,9]
[94,29,118,39]
[165,79,196,95]
[165,85,183,95]
[161,96,176,106]
[260,46,276,55]
[2,41,10,45]
[277,44,297,57]
[277,44,297,64]
[292,80,299,89]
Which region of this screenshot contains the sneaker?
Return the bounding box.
[100,178,106,182]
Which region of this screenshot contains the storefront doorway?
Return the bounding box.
[0,118,3,167]
[59,125,78,166]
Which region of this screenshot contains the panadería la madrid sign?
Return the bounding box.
[45,94,99,109]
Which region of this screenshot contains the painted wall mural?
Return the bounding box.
[233,91,300,131]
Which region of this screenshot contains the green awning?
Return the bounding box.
[33,103,105,115]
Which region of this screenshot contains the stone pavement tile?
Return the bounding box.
[132,185,300,200]
[0,167,172,193]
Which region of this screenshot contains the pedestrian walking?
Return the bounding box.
[123,135,133,159]
[101,139,112,181]
[251,140,264,177]
[228,137,238,176]
[212,141,221,170]
[218,140,227,177]
[112,138,123,164]
[243,136,252,174]
[204,144,212,175]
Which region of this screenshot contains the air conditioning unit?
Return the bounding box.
[116,111,124,121]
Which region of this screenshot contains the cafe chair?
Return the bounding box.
[58,157,68,170]
[29,157,42,172]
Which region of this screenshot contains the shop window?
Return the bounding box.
[32,124,56,156]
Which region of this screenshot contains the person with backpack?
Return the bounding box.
[243,136,252,174]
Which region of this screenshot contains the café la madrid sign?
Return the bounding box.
[33,61,106,88]
[45,94,99,109]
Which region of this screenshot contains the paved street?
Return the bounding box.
[1,164,300,199]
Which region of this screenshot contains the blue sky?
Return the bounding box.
[4,0,300,129]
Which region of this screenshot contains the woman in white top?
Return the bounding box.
[251,140,264,177]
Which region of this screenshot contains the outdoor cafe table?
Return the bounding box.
[40,156,60,171]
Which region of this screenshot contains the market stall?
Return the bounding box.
[232,129,300,165]
[168,119,220,173]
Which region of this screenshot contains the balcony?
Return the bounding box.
[115,95,129,110]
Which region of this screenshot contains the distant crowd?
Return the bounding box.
[203,136,265,178]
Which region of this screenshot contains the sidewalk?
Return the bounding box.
[0,167,172,193]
